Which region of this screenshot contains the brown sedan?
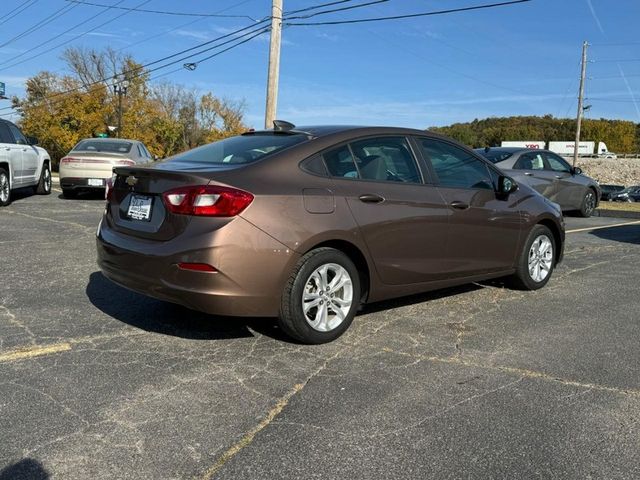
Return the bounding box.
[97,122,565,344]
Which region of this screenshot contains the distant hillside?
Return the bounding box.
[429,115,640,153]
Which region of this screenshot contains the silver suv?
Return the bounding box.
[0,119,52,206]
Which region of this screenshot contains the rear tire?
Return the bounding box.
[0,168,10,207]
[62,188,77,199]
[509,224,556,291]
[278,247,361,344]
[578,189,597,217]
[36,163,51,195]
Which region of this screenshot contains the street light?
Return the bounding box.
[113,77,130,138]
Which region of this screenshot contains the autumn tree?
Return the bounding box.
[12,47,248,167]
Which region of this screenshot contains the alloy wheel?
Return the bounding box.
[301,263,353,332]
[584,191,596,216]
[528,234,553,283]
[0,173,8,203]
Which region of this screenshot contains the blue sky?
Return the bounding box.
[1,0,639,129]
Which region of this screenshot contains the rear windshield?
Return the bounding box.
[172,133,308,165]
[73,140,133,153]
[476,149,515,164]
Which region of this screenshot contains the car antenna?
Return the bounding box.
[273,120,295,131]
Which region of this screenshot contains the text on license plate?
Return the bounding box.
[127,195,153,221]
[88,178,104,186]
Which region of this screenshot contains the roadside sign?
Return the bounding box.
[0,82,5,97]
[96,133,108,138]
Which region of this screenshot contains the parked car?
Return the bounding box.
[97,123,565,344]
[611,185,640,202]
[599,184,626,201]
[475,147,601,217]
[59,137,155,198]
[0,119,52,206]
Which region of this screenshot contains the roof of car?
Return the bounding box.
[78,138,138,143]
[474,147,531,154]
[249,125,436,139]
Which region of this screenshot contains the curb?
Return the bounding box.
[594,208,640,219]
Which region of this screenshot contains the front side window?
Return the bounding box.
[349,136,421,183]
[545,152,571,172]
[417,138,494,190]
[515,153,545,170]
[7,124,27,145]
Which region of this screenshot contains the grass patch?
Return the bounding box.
[598,201,640,212]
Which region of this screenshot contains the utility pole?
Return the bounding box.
[113,77,129,138]
[264,0,283,129]
[573,41,588,167]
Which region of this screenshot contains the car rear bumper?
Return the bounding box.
[60,177,107,189]
[96,216,300,317]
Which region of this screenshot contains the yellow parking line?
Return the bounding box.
[0,343,72,363]
[567,219,640,234]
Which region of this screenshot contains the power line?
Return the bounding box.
[286,0,390,20]
[590,42,640,47]
[589,97,640,103]
[0,2,79,49]
[0,0,154,72]
[285,0,532,26]
[0,0,39,27]
[285,0,357,15]
[0,0,128,67]
[114,0,257,55]
[0,22,272,113]
[64,0,260,21]
[593,58,640,63]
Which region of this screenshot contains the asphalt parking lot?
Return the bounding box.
[1,187,639,479]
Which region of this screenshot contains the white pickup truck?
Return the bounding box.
[0,118,52,206]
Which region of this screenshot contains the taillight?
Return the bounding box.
[105,173,117,201]
[60,157,80,164]
[162,185,253,217]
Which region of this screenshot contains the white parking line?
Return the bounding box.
[567,220,640,234]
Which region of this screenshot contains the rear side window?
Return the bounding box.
[350,137,421,183]
[0,123,13,144]
[324,145,359,178]
[7,124,27,144]
[174,133,308,165]
[515,153,545,170]
[417,138,494,190]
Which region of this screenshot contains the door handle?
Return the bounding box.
[554,175,563,179]
[450,201,470,210]
[524,172,533,176]
[358,193,384,204]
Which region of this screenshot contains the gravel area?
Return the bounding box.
[576,158,640,186]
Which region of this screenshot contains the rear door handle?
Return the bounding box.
[359,193,384,204]
[554,175,563,179]
[524,172,533,176]
[450,201,470,210]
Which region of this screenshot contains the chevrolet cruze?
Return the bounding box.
[97,122,564,344]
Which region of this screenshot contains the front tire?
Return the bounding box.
[0,168,10,206]
[279,247,361,344]
[509,224,556,290]
[578,189,597,217]
[36,163,52,195]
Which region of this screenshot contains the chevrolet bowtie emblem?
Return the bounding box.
[126,176,138,187]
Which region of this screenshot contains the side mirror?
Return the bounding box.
[153,155,159,161]
[27,136,39,145]
[497,175,518,195]
[571,166,582,175]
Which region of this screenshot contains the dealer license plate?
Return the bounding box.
[88,178,104,187]
[127,195,153,221]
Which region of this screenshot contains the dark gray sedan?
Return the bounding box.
[475,147,601,217]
